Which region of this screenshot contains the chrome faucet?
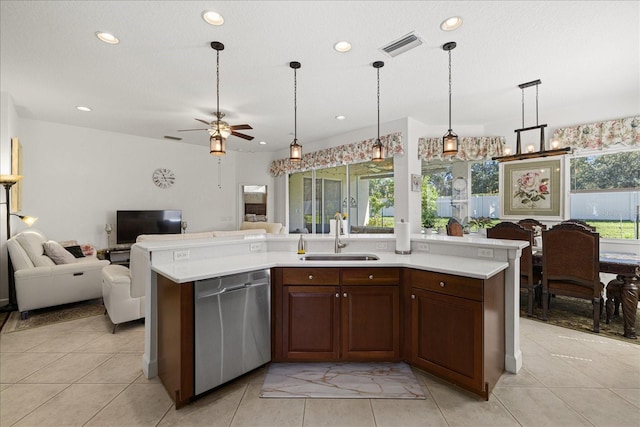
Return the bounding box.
[334,213,347,253]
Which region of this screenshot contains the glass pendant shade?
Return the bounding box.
[289,139,302,162]
[442,130,458,155]
[372,139,383,162]
[210,135,226,156]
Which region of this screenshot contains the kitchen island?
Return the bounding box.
[136,233,527,406]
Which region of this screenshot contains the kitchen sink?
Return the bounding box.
[299,253,380,261]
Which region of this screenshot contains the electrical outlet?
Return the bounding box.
[418,243,430,251]
[477,248,494,258]
[250,242,261,252]
[375,242,388,250]
[174,250,190,260]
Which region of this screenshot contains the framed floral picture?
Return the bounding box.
[411,174,421,192]
[499,157,567,220]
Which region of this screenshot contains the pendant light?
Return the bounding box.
[372,61,384,162]
[210,41,226,156]
[442,41,458,156]
[289,61,302,162]
[491,79,570,162]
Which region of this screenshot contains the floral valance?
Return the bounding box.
[551,116,640,150]
[269,132,403,177]
[418,136,506,162]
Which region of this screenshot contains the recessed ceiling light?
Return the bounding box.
[334,41,352,53]
[335,115,346,120]
[76,106,92,112]
[259,141,267,145]
[95,31,119,44]
[202,10,224,26]
[440,16,463,31]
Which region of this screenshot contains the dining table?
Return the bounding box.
[532,249,640,339]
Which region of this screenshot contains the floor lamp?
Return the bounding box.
[0,175,37,313]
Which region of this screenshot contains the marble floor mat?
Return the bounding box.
[260,362,426,399]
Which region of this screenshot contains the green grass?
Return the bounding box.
[581,220,637,239]
[379,217,638,240]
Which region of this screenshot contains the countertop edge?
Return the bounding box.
[151,252,509,283]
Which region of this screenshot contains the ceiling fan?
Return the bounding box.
[178,41,254,148]
[179,111,254,141]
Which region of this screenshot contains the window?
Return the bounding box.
[421,161,452,229]
[288,158,395,234]
[569,150,639,239]
[470,160,499,220]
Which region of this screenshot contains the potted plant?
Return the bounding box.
[422,216,436,234]
[469,217,492,235]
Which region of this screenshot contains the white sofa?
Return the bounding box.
[101,228,270,332]
[7,229,110,318]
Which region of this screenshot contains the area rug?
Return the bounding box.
[1,298,105,333]
[520,292,640,344]
[260,362,426,399]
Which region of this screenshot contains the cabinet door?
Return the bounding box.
[342,285,400,361]
[411,287,483,391]
[282,285,340,360]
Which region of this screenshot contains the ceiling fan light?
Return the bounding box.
[289,139,302,162]
[210,135,226,156]
[443,130,458,156]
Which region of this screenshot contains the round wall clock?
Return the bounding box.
[152,168,175,189]
[452,177,467,192]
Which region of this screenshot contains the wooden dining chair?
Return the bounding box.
[517,218,547,231]
[487,222,539,316]
[446,217,464,237]
[541,222,604,332]
[561,219,596,231]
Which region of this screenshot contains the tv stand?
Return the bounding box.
[104,248,131,267]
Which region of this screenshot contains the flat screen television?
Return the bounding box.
[116,210,182,245]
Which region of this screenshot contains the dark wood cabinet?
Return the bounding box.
[408,269,504,400]
[274,267,400,362]
[282,285,340,360]
[157,274,194,409]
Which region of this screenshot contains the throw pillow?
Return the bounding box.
[80,244,95,256]
[15,231,55,267]
[43,240,77,265]
[64,245,85,258]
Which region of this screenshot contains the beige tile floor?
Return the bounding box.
[1,315,639,427]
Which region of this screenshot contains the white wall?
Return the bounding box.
[235,151,276,228]
[18,119,241,248]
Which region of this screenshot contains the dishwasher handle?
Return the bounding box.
[196,283,246,299]
[244,280,269,288]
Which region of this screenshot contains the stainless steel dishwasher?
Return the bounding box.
[194,269,270,395]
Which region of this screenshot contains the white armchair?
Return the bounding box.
[7,229,110,318]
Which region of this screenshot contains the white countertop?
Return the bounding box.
[151,250,508,283]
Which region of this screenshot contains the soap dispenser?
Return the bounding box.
[297,235,306,254]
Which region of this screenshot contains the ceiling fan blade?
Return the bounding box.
[230,124,252,131]
[195,118,211,125]
[177,128,209,132]
[231,131,254,141]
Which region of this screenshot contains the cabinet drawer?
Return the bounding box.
[282,268,340,285]
[411,269,483,301]
[341,268,400,285]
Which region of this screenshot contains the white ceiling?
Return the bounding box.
[1,1,638,154]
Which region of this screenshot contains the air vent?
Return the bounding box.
[164,135,182,141]
[380,32,423,58]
